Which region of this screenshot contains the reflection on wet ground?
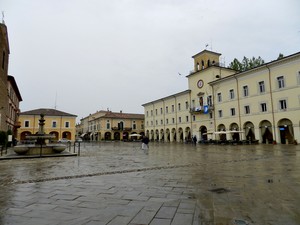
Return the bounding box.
[0,142,299,225]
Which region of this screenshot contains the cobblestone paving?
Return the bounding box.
[0,142,299,225]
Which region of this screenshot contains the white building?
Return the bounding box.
[143,50,300,144]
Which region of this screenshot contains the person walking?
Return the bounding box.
[142,135,149,154]
[193,135,197,145]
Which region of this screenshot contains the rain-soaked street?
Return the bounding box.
[0,142,299,225]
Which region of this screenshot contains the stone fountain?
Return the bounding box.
[13,114,68,155]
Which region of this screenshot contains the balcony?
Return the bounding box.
[190,105,214,114]
[15,121,21,128]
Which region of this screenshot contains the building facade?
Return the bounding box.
[18,108,77,142]
[77,110,144,141]
[0,23,10,131]
[0,22,22,136]
[143,50,300,144]
[7,75,22,136]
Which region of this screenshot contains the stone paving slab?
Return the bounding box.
[0,142,299,224]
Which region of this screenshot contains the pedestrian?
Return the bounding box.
[142,135,149,154]
[193,135,197,145]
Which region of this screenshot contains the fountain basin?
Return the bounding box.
[13,145,30,155]
[52,144,67,153]
[13,144,67,155]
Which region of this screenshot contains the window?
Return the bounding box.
[150,110,153,116]
[193,115,196,121]
[244,105,250,114]
[166,106,168,113]
[160,108,163,114]
[261,103,267,112]
[298,71,300,85]
[172,105,174,112]
[192,100,195,108]
[155,120,158,125]
[218,110,223,118]
[230,108,236,116]
[186,116,189,122]
[106,120,110,129]
[65,121,70,128]
[178,103,181,111]
[172,118,175,123]
[24,120,30,127]
[217,93,222,102]
[166,119,169,124]
[132,121,136,129]
[259,81,265,93]
[155,109,157,115]
[185,101,189,109]
[209,112,213,119]
[229,89,235,99]
[207,95,212,106]
[243,85,249,97]
[160,119,163,125]
[179,117,182,123]
[277,76,285,89]
[146,111,148,117]
[279,99,287,110]
[52,121,57,128]
[141,124,144,129]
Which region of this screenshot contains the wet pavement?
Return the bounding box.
[0,142,299,225]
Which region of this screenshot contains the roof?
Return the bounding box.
[192,49,221,58]
[8,75,22,101]
[209,51,300,85]
[100,111,144,119]
[20,108,77,117]
[142,90,191,106]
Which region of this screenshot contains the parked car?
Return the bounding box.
[58,138,71,144]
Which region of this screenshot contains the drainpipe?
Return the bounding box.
[212,86,216,134]
[266,65,277,143]
[233,75,242,134]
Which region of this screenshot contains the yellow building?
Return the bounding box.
[18,108,77,142]
[77,110,144,141]
[143,49,300,144]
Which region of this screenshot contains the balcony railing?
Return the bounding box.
[190,105,214,114]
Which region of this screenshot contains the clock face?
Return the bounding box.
[197,80,204,88]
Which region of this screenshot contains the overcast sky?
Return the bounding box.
[2,0,300,121]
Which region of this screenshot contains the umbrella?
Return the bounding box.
[129,134,142,137]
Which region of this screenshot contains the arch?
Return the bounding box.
[160,129,164,142]
[243,121,255,141]
[62,131,71,139]
[278,118,294,144]
[150,130,154,141]
[171,128,176,142]
[166,129,170,142]
[20,131,32,141]
[49,131,59,141]
[105,132,111,140]
[259,120,273,144]
[217,124,226,140]
[155,129,159,141]
[199,126,207,141]
[114,132,120,141]
[185,127,191,142]
[230,123,240,141]
[178,127,184,142]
